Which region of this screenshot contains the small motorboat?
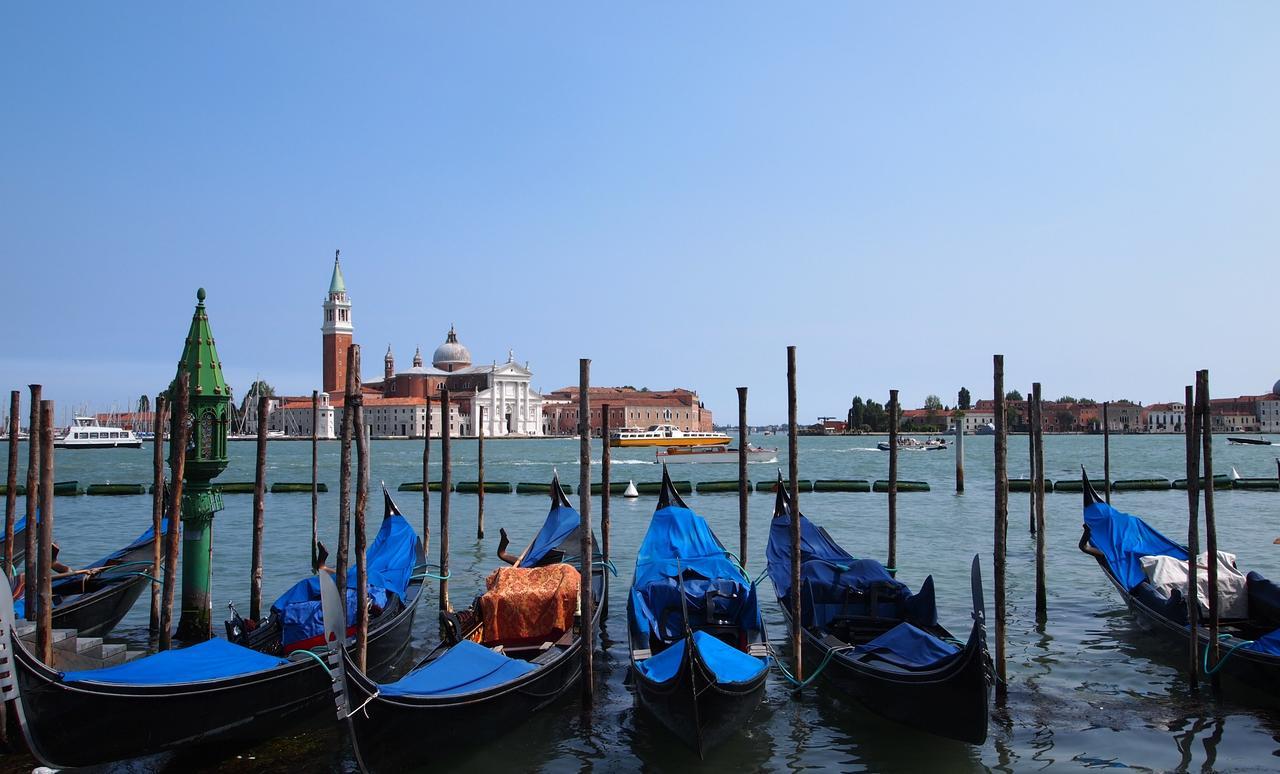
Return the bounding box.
[877,437,948,452]
[1228,437,1272,446]
[54,417,142,449]
[655,444,778,464]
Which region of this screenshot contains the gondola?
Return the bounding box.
[627,466,770,757]
[765,475,991,744]
[0,486,423,769]
[1077,469,1280,693]
[321,473,606,773]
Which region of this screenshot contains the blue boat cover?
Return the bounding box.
[521,502,581,567]
[635,636,686,682]
[379,639,536,697]
[1084,501,1187,591]
[628,504,762,645]
[1244,629,1280,657]
[636,631,768,684]
[271,512,419,646]
[766,511,935,629]
[855,622,959,669]
[62,638,288,685]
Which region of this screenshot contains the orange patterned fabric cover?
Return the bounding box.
[479,564,581,646]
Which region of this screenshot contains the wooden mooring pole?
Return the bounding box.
[353,375,369,672]
[1102,401,1112,504]
[993,355,1008,698]
[1033,382,1047,620]
[787,346,802,683]
[422,401,431,558]
[578,359,594,702]
[1197,369,1220,687]
[601,403,611,573]
[888,389,899,573]
[954,416,965,493]
[1028,389,1036,535]
[737,388,748,567]
[23,384,40,622]
[476,415,485,540]
[440,385,451,615]
[36,401,54,666]
[250,394,269,621]
[159,372,189,651]
[1184,385,1200,690]
[311,390,319,571]
[149,395,165,633]
[4,391,19,578]
[336,346,358,598]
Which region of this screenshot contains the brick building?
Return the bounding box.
[542,387,714,437]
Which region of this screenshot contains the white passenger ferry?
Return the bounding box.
[608,423,732,448]
[54,417,143,449]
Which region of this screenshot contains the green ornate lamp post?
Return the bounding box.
[169,288,230,641]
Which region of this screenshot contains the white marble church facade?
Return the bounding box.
[471,358,544,436]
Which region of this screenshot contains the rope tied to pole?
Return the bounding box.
[773,643,853,689]
[1203,633,1255,676]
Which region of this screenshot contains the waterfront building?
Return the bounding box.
[1142,402,1185,433]
[542,387,714,437]
[321,253,353,395]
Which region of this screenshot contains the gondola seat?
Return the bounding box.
[479,564,580,647]
[61,638,288,685]
[378,640,536,697]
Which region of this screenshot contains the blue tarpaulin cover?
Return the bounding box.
[635,631,768,684]
[855,622,959,669]
[1245,629,1280,656]
[62,638,288,685]
[272,512,419,647]
[1084,501,1187,591]
[521,503,581,567]
[628,503,761,645]
[379,640,535,697]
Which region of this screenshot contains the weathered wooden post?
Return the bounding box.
[578,359,594,702]
[353,374,369,671]
[149,395,165,633]
[787,345,802,682]
[1028,388,1036,535]
[954,416,965,493]
[601,403,611,570]
[336,345,357,598]
[36,401,54,665]
[476,411,485,540]
[4,391,19,578]
[23,384,40,622]
[993,355,1008,698]
[439,385,451,615]
[311,390,319,571]
[1102,401,1112,504]
[159,372,189,650]
[422,400,431,557]
[737,388,748,567]
[1197,369,1220,685]
[1184,385,1200,690]
[888,389,899,573]
[1033,383,1047,619]
[250,394,269,621]
[172,289,231,642]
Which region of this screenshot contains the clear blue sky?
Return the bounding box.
[3,3,1277,424]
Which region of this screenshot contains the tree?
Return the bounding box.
[848,396,865,431]
[924,394,943,411]
[863,399,887,432]
[1056,395,1077,404]
[137,394,150,415]
[1056,410,1075,432]
[957,387,971,410]
[240,380,277,416]
[1006,389,1023,402]
[1077,398,1097,406]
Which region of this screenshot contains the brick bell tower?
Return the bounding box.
[322,250,353,394]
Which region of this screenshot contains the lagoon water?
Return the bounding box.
[2,434,1279,772]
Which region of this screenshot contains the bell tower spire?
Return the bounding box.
[322,250,354,394]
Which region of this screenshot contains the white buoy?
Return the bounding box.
[1230,466,1242,480]
[623,479,639,498]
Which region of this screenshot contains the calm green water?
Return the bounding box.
[2,434,1280,772]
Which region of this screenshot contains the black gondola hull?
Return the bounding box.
[341,573,605,773]
[632,646,767,756]
[48,574,150,638]
[13,580,421,768]
[785,608,991,744]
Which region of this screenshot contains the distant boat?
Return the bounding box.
[655,444,778,464]
[1228,437,1272,446]
[609,424,731,448]
[53,417,142,449]
[877,437,948,452]
[975,423,996,436]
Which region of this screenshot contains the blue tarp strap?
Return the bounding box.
[411,570,451,581]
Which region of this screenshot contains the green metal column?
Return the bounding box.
[170,288,230,642]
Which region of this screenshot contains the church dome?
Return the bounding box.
[1273,378,1280,396]
[432,326,471,371]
